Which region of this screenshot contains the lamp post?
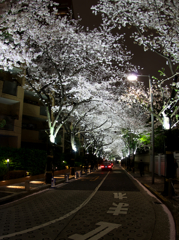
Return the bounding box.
[127,74,155,184]
[7,159,9,170]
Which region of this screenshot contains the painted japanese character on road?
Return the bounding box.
[107,203,129,215]
[113,192,127,200]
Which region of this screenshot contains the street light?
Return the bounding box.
[7,159,9,170]
[127,74,155,184]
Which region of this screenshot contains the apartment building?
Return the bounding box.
[0,70,66,152]
[0,70,24,148]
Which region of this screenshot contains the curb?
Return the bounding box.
[0,170,96,206]
[141,182,179,240]
[0,176,72,206]
[125,168,178,240]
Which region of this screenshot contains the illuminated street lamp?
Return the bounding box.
[7,159,9,170]
[127,74,155,184]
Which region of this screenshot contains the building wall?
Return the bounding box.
[0,75,24,148]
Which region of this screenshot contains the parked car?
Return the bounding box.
[101,161,113,171]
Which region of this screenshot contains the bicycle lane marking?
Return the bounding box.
[0,172,110,240]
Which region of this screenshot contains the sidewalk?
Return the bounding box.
[0,169,89,205]
[125,168,179,240]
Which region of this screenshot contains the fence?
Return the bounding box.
[149,153,179,178]
[150,154,166,176]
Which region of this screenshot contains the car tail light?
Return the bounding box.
[101,165,104,168]
[108,165,111,168]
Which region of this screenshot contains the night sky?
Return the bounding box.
[72,0,170,87]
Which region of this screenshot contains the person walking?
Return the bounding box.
[139,160,144,177]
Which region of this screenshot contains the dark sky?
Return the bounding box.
[72,0,170,87]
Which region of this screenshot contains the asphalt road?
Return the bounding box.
[0,165,172,240]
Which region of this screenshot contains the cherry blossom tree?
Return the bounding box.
[78,97,149,160]
[100,97,150,161]
[1,0,155,172]
[92,0,179,74]
[63,102,108,152]
[92,0,179,131]
[78,105,113,154]
[0,0,135,147]
[120,73,179,130]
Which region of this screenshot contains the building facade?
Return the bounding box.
[0,70,66,152]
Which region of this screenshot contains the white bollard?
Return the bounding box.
[78,171,81,177]
[65,174,69,183]
[75,171,78,179]
[51,178,56,188]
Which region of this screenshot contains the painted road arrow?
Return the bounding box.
[68,221,121,240]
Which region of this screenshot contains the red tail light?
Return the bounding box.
[108,165,111,168]
[101,165,104,168]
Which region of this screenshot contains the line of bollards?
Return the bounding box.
[52,167,93,187]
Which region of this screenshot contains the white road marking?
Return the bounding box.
[0,172,92,208]
[68,221,121,240]
[161,204,176,240]
[0,172,110,240]
[125,169,175,240]
[107,203,129,215]
[113,192,127,200]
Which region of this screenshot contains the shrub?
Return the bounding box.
[0,162,8,179]
[0,147,47,175]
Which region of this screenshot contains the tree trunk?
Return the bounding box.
[71,133,76,151]
[163,129,175,196]
[45,141,54,184]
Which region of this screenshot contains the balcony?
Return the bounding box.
[0,115,14,131]
[0,80,24,102]
[23,103,47,119]
[2,80,18,96]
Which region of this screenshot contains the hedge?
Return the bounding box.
[0,161,8,178]
[0,147,47,176]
